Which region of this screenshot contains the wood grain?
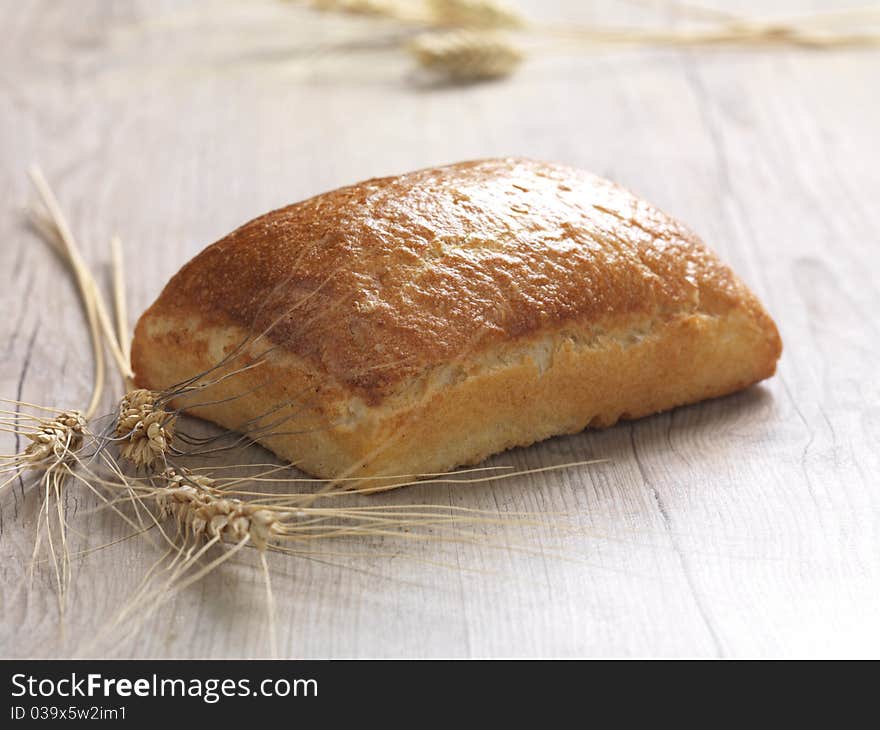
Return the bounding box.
[1,0,878,658]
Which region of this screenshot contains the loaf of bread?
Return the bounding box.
[131,158,781,485]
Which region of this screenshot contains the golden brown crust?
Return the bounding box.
[131,158,781,482]
[137,158,778,406]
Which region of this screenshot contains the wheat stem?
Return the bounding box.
[111,235,134,391]
[260,551,278,659]
[28,185,133,387]
[28,167,107,419]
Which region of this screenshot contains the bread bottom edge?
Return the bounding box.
[134,307,778,489]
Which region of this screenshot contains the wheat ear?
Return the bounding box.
[115,389,177,470]
[425,0,523,30]
[409,30,522,80]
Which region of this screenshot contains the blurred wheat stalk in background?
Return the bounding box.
[300,0,880,82]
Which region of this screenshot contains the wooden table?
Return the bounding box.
[2,0,878,658]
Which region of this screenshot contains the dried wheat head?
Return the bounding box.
[116,389,176,469]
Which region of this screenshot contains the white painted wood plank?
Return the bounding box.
[0,0,878,658]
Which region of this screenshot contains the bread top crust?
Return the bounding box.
[137,158,779,404]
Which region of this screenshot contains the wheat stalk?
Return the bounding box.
[28,169,133,389]
[110,235,134,392]
[8,167,125,622]
[21,411,87,469]
[0,402,101,627]
[3,168,150,626]
[309,0,522,28]
[426,0,523,29]
[547,23,880,49]
[410,29,522,80]
[115,389,177,470]
[27,168,108,419]
[310,0,391,14]
[303,0,880,84]
[0,405,87,491]
[308,0,414,20]
[155,466,281,550]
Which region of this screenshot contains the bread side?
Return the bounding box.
[133,302,779,485]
